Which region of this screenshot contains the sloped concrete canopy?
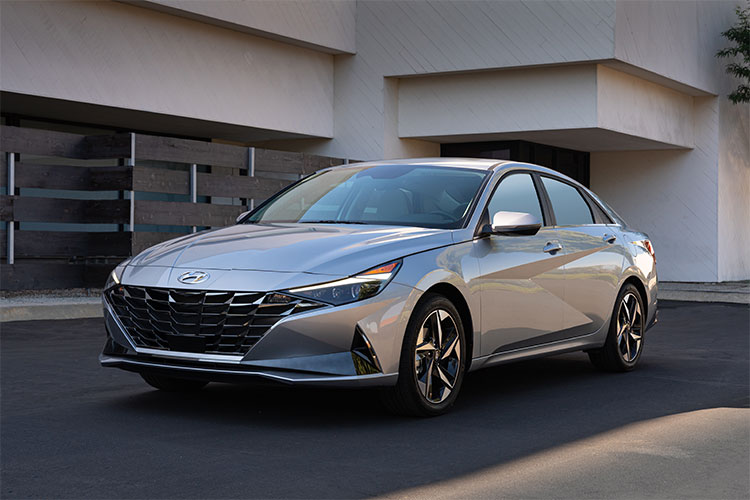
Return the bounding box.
[398,64,694,152]
[413,128,688,152]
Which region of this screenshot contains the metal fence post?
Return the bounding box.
[248,147,255,211]
[127,133,135,232]
[190,163,197,233]
[6,152,15,265]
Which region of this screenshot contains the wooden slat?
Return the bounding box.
[0,259,114,290]
[132,167,189,195]
[132,231,186,254]
[0,230,131,258]
[134,200,246,227]
[0,195,12,221]
[198,172,290,200]
[0,125,130,159]
[0,154,7,186]
[14,163,132,191]
[83,133,132,159]
[132,166,291,199]
[134,134,248,169]
[0,196,130,224]
[255,148,347,175]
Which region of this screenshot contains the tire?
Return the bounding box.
[381,293,467,417]
[140,373,209,392]
[588,283,645,372]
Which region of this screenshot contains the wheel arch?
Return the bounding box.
[422,282,475,370]
[621,275,648,319]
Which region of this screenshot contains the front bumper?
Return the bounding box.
[100,281,419,387]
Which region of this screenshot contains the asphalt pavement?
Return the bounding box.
[1,301,748,499]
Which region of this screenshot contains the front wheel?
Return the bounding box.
[588,283,645,372]
[140,373,209,392]
[381,294,467,417]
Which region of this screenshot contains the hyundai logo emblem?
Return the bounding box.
[178,271,210,284]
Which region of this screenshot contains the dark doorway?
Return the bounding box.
[441,140,590,187]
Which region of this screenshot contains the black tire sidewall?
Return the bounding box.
[398,294,467,415]
[608,284,646,370]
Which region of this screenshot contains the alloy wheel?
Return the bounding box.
[616,292,643,363]
[414,309,461,404]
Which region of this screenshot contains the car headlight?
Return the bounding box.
[287,260,402,306]
[105,259,131,290]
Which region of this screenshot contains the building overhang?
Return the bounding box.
[398,64,695,152]
[0,92,319,144]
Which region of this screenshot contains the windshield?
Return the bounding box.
[245,164,489,229]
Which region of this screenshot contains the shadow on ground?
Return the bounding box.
[1,301,748,498]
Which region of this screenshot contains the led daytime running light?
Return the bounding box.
[289,273,392,294]
[285,260,401,305]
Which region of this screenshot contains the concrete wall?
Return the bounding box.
[717,94,750,282]
[0,0,334,138]
[397,64,695,150]
[2,0,746,282]
[596,66,694,148]
[590,97,721,282]
[613,1,725,95]
[273,0,618,160]
[131,0,356,54]
[398,65,598,139]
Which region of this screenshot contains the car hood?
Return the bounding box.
[128,223,453,277]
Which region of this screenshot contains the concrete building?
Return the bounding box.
[1,0,748,282]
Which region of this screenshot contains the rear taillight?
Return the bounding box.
[634,239,655,259]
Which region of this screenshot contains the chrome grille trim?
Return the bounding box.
[106,286,326,356]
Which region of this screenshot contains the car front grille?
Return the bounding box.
[106,286,326,356]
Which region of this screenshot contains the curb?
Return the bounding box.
[0,302,103,323]
[659,291,749,305]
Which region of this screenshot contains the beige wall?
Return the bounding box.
[131,0,356,54]
[591,97,721,282]
[597,66,694,149]
[1,0,746,281]
[398,66,598,140]
[1,0,334,139]
[614,1,729,95]
[717,96,750,281]
[395,64,694,151]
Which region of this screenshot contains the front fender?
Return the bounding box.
[394,240,481,358]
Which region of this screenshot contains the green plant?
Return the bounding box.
[717,5,750,103]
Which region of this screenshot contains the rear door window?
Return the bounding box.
[541,176,594,226]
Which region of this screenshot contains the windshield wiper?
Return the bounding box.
[300,220,369,225]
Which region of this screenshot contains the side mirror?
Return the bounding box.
[235,210,252,224]
[486,211,542,236]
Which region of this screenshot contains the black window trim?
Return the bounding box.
[536,173,615,227]
[474,169,552,237]
[581,190,615,225]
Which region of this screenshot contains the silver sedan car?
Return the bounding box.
[101,158,657,416]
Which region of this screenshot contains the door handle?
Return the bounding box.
[543,241,563,254]
[603,234,617,244]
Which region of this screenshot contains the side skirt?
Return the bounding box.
[468,321,610,372]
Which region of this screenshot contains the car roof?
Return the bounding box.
[338,157,511,171]
[328,157,589,192]
[332,157,569,177]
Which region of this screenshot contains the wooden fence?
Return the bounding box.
[0,125,346,290]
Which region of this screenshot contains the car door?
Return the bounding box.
[538,175,626,338]
[475,172,567,355]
